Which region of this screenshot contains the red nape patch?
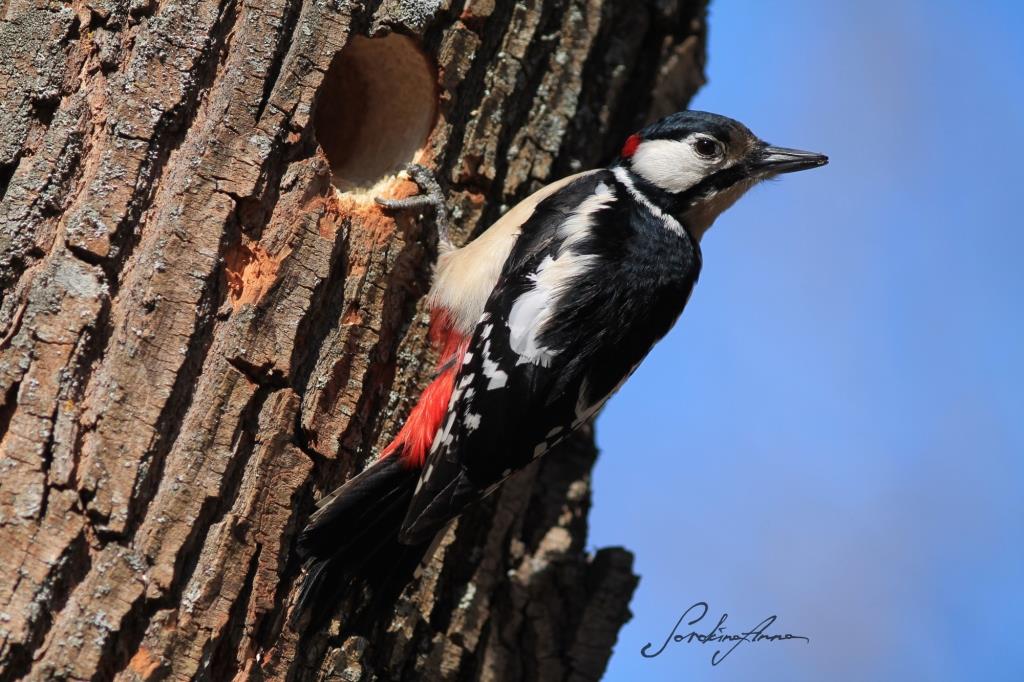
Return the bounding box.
[621,133,642,158]
[380,310,470,469]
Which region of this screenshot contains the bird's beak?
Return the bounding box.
[755,145,829,175]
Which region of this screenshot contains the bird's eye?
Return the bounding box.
[693,137,721,158]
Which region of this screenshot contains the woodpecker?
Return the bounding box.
[294,110,827,625]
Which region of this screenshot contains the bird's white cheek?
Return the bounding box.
[631,139,714,194]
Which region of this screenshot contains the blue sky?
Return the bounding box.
[589,1,1024,680]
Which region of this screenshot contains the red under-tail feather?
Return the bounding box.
[380,310,469,468]
[294,311,469,628]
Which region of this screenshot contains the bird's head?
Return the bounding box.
[617,110,828,240]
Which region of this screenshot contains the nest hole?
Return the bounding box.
[315,34,438,193]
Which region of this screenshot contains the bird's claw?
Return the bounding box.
[375,164,451,245]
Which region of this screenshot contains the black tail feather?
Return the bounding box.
[298,454,413,559]
[293,454,429,631]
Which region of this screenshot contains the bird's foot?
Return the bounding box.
[376,163,451,246]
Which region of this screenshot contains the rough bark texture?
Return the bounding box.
[0,0,706,679]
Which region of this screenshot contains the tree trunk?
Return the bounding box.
[0,0,706,679]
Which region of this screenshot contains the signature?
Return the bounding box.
[640,602,809,665]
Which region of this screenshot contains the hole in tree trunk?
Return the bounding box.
[314,34,438,193]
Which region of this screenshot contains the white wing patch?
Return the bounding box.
[507,255,561,366]
[507,183,615,366]
[427,171,599,335]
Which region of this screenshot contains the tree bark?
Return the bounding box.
[0,0,706,679]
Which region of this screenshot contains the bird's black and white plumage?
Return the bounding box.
[293,111,827,626]
[399,169,700,542]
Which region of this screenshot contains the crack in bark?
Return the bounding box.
[117,232,231,541]
[0,380,19,446]
[255,0,309,122]
[0,530,91,682]
[99,0,242,293]
[206,541,262,678]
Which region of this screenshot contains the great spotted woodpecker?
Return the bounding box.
[294,111,827,624]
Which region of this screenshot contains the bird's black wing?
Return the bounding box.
[398,170,701,544]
